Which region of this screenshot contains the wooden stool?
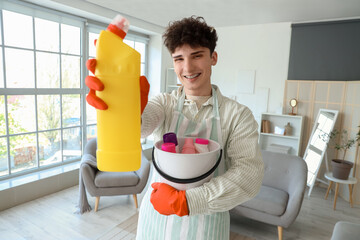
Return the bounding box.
[324,172,357,210]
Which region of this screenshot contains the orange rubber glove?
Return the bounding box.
[85,56,150,113]
[150,182,189,217]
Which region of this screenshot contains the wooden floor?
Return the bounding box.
[0,184,359,240]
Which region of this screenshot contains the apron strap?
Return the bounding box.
[171,85,224,150]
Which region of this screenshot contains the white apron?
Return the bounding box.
[137,86,229,240]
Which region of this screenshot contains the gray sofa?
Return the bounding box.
[230,150,307,240]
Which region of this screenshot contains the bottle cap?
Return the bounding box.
[195,138,209,145]
[161,142,176,153]
[107,15,130,39]
[163,132,178,146]
[111,15,129,33]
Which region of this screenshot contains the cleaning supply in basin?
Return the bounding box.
[163,132,179,153]
[194,138,209,153]
[181,138,196,154]
[95,15,142,172]
[153,137,222,190]
[161,142,176,153]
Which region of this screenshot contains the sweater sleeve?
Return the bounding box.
[185,108,264,215]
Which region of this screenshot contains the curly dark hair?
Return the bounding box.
[163,16,218,54]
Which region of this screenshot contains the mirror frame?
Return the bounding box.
[290,98,298,107]
[304,108,339,197]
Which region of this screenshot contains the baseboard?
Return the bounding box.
[0,168,79,211]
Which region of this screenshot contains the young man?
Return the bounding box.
[86,16,263,239]
[136,16,264,239]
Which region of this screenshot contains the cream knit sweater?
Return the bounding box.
[141,85,264,216]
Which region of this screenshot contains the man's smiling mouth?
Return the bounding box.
[184,73,201,79]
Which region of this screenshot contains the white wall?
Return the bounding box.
[147,34,173,97]
[212,22,292,123]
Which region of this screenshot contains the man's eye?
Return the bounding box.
[174,58,183,62]
[194,54,202,58]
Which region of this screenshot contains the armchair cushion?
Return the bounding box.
[241,185,289,216]
[95,171,139,188]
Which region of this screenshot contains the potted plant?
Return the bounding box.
[320,126,360,180]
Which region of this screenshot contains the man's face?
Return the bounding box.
[172,44,217,96]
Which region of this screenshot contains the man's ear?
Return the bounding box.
[211,51,218,66]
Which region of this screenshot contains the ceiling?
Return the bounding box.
[85,0,360,28]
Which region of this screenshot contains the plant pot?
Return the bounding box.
[331,159,354,180]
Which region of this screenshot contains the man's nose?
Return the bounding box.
[183,58,194,72]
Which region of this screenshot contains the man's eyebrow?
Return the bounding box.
[172,54,182,59]
[172,50,205,59]
[191,50,205,55]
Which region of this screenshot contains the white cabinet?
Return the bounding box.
[166,68,181,93]
[259,113,304,156]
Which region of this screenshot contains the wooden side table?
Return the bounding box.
[324,172,357,210]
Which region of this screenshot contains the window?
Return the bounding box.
[0,1,148,179]
[124,38,147,76]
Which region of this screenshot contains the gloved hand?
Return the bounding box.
[85,59,150,113]
[150,182,189,217]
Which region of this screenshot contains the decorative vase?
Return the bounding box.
[284,122,292,136]
[331,159,354,180]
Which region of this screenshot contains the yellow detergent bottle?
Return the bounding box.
[95,15,141,171]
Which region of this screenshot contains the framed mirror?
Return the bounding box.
[289,98,298,115]
[304,109,338,197]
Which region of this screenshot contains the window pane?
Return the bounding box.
[135,42,145,62]
[8,95,36,134]
[86,101,96,125]
[88,32,99,57]
[0,137,8,177]
[0,48,3,88]
[39,130,61,166]
[124,39,134,48]
[0,17,2,45]
[63,127,81,161]
[10,133,37,174]
[0,96,5,136]
[37,95,60,130]
[35,18,59,52]
[62,94,80,127]
[3,10,33,49]
[36,52,60,88]
[141,63,145,76]
[86,125,97,141]
[62,55,80,88]
[5,48,35,88]
[61,24,80,54]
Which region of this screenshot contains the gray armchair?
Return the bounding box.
[80,138,150,211]
[331,221,360,240]
[230,150,307,240]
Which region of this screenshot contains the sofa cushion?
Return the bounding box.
[241,185,289,216]
[95,171,139,187]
